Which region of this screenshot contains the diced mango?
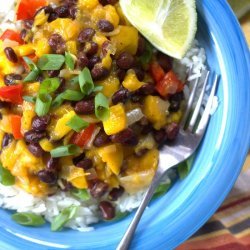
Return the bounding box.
[78,0,99,10]
[66,41,77,55]
[96,74,119,98]
[115,4,131,26]
[101,53,112,69]
[0,130,4,151]
[143,95,170,130]
[98,144,123,175]
[14,44,35,57]
[47,19,80,41]
[0,53,18,74]
[39,138,55,152]
[23,82,40,96]
[0,74,4,87]
[103,5,120,28]
[122,70,144,91]
[110,26,138,55]
[34,38,51,57]
[21,101,36,133]
[103,103,127,135]
[93,32,108,49]
[0,115,12,133]
[34,9,48,26]
[50,110,76,140]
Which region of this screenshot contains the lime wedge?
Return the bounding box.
[228,0,250,19]
[120,0,197,59]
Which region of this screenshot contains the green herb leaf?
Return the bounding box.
[139,41,153,66]
[66,115,89,132]
[71,188,90,201]
[177,156,194,179]
[0,163,15,186]
[51,206,78,231]
[79,68,94,95]
[37,54,65,71]
[23,56,41,83]
[50,145,81,158]
[35,93,52,117]
[65,52,75,70]
[40,78,60,94]
[153,181,171,199]
[23,96,36,103]
[93,86,103,92]
[12,213,45,227]
[94,93,110,121]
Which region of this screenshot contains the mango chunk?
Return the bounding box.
[78,0,99,10]
[122,70,144,91]
[39,138,55,152]
[21,101,36,133]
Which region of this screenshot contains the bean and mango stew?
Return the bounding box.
[0,0,185,220]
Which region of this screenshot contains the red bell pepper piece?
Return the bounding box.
[0,85,23,104]
[0,29,23,44]
[71,124,96,148]
[16,0,48,21]
[10,115,23,139]
[149,61,165,83]
[155,70,184,97]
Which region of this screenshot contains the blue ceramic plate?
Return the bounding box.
[0,0,250,249]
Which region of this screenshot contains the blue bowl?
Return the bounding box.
[0,0,250,249]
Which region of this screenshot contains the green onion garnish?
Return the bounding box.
[12,213,45,227]
[23,57,41,83]
[51,206,78,231]
[94,93,110,121]
[79,68,94,95]
[71,188,90,201]
[93,86,103,92]
[70,76,79,85]
[0,163,15,186]
[61,90,85,101]
[138,41,153,66]
[153,182,171,199]
[37,54,65,70]
[50,145,81,158]
[66,115,89,132]
[23,96,36,103]
[39,78,60,94]
[35,93,52,117]
[65,52,75,70]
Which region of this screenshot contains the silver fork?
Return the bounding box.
[117,70,219,250]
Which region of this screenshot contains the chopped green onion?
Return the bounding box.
[39,78,60,94]
[138,41,153,66]
[65,52,75,70]
[61,90,85,101]
[71,188,90,201]
[153,182,171,199]
[23,56,41,83]
[51,94,64,108]
[12,213,45,227]
[177,156,194,179]
[93,86,103,92]
[51,206,78,231]
[70,76,79,85]
[50,145,81,158]
[66,115,89,132]
[0,163,15,186]
[95,93,110,121]
[79,68,94,95]
[37,54,65,70]
[35,93,52,117]
[23,96,36,103]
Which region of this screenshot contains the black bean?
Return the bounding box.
[132,67,145,81]
[74,99,95,114]
[28,143,44,157]
[69,6,77,19]
[0,101,7,109]
[141,124,153,135]
[76,158,93,170]
[55,5,70,18]
[78,28,95,43]
[88,55,101,69]
[99,0,118,6]
[32,115,51,132]
[23,19,33,29]
[47,157,59,171]
[2,134,13,148]
[37,170,57,184]
[63,0,78,6]
[24,130,46,143]
[47,70,60,77]
[4,47,18,63]
[169,100,180,112]
[36,75,44,83]
[35,5,53,17]
[77,51,89,69]
[48,12,58,23]
[153,129,167,145]
[93,130,110,147]
[136,83,156,96]
[0,113,2,120]
[156,52,172,72]
[89,180,109,198]
[91,65,109,80]
[4,74,22,86]
[55,77,66,94]
[169,92,184,112]
[48,34,66,54]
[99,201,115,220]
[109,186,124,201]
[86,42,98,56]
[110,128,138,146]
[116,69,126,82]
[112,88,129,105]
[136,35,146,56]
[97,19,114,32]
[72,153,85,165]
[20,29,27,41]
[60,179,73,191]
[130,94,142,103]
[166,123,179,141]
[116,52,135,70]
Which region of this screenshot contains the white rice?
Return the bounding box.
[0,2,217,232]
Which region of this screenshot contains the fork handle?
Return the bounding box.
[116,172,163,250]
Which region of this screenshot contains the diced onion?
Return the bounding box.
[85,126,101,149]
[126,108,144,126]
